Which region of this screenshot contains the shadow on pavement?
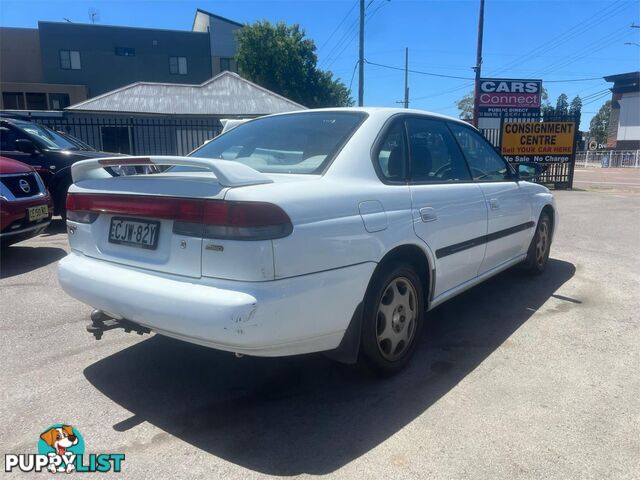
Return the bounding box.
[0,244,66,279]
[42,218,67,236]
[84,258,576,475]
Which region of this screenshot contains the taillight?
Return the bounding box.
[201,201,293,240]
[65,193,293,240]
[66,194,98,223]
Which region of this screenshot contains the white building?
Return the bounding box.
[604,71,640,150]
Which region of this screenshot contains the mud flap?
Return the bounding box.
[323,302,363,364]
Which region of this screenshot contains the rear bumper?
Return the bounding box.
[0,221,51,245]
[58,252,375,357]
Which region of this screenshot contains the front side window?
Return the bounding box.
[183,112,366,174]
[169,56,188,75]
[406,118,471,183]
[448,122,513,182]
[60,50,81,70]
[375,121,406,181]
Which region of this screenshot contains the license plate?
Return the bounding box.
[108,217,160,250]
[28,205,49,222]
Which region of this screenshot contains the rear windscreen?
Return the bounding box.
[181,111,366,174]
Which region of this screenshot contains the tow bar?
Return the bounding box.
[87,309,151,340]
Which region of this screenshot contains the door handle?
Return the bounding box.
[488,198,500,210]
[419,207,437,222]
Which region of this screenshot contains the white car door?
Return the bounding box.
[402,117,488,298]
[448,122,533,275]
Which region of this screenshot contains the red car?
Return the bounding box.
[0,156,53,246]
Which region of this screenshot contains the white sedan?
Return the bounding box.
[58,108,556,374]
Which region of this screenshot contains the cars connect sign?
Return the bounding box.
[501,121,576,163]
[479,78,542,117]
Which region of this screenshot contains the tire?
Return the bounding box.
[521,211,552,274]
[360,262,424,375]
[54,179,72,220]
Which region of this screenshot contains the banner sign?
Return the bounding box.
[501,121,576,162]
[478,78,542,117]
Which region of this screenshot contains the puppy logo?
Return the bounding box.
[37,424,84,473]
[40,425,79,456]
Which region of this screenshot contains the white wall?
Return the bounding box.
[617,91,640,141]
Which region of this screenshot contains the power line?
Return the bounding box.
[365,58,473,79]
[489,0,632,75]
[317,0,358,54]
[582,91,612,107]
[320,11,360,68]
[323,0,387,71]
[580,88,611,100]
[544,77,605,83]
[348,60,360,93]
[365,59,611,83]
[535,27,635,76]
[410,82,475,102]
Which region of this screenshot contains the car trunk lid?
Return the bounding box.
[66,156,286,280]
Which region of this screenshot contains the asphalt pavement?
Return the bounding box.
[1,187,638,479]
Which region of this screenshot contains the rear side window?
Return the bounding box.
[187,112,366,174]
[406,118,471,183]
[448,123,513,182]
[375,121,407,181]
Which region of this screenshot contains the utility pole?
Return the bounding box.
[404,47,409,108]
[358,0,365,107]
[472,0,485,127]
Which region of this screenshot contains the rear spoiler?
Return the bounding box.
[71,156,274,187]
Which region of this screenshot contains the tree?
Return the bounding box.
[589,100,611,146]
[235,21,352,108]
[540,87,550,106]
[555,93,569,115]
[569,95,582,124]
[455,91,474,120]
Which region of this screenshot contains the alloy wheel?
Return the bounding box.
[375,277,418,361]
[535,220,549,266]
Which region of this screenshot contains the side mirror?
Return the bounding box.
[517,162,543,181]
[15,139,38,155]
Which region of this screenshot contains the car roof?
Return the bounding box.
[261,107,474,127]
[0,117,32,126]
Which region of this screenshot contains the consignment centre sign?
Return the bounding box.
[479,78,542,117]
[501,121,576,162]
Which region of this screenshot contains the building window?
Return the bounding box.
[101,126,132,154]
[169,56,187,75]
[49,93,71,110]
[25,93,47,110]
[220,57,233,72]
[60,50,81,70]
[115,47,136,56]
[2,92,25,110]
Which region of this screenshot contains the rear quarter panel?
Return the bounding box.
[225,176,425,279]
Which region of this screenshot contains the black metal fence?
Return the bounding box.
[480,113,580,189]
[33,116,223,156]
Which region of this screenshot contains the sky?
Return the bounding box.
[1,0,639,130]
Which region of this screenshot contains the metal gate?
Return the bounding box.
[30,115,222,156]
